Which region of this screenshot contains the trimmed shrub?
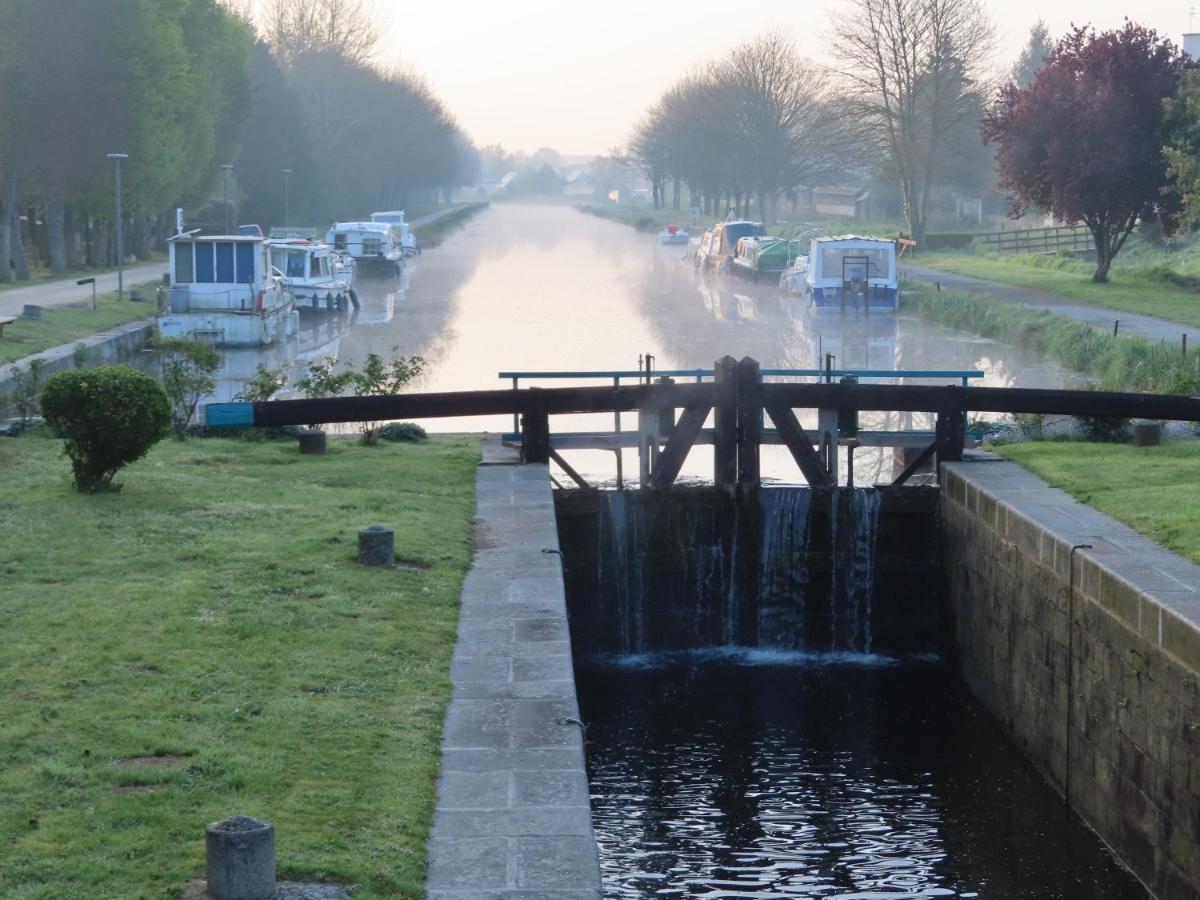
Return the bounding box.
[40,366,170,492]
[377,421,428,443]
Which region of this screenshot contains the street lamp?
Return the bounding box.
[221,164,234,234]
[281,169,293,228]
[106,153,128,300]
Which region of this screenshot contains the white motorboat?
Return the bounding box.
[325,221,404,275]
[160,232,298,347]
[371,210,421,258]
[267,239,357,313]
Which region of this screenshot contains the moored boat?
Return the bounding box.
[267,238,357,313]
[325,221,404,276]
[783,235,899,312]
[694,220,767,271]
[370,210,420,258]
[731,236,802,281]
[658,224,690,245]
[160,232,298,347]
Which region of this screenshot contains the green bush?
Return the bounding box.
[923,231,976,251]
[40,366,170,492]
[377,421,428,443]
[151,337,220,440]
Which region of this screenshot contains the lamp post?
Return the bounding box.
[106,153,128,300]
[221,164,234,233]
[281,169,293,228]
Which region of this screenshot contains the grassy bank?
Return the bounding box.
[0,433,479,898]
[577,202,909,237]
[996,442,1200,564]
[913,250,1200,329]
[413,202,488,247]
[903,280,1200,393]
[1,281,159,367]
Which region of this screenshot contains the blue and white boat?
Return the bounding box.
[783,235,898,311]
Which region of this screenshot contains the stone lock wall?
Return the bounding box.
[942,460,1200,900]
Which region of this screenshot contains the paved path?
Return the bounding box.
[0,262,166,318]
[902,263,1194,344]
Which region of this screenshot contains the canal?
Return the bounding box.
[216,203,1074,482]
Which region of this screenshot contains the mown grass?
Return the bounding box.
[996,441,1200,564]
[1,282,160,366]
[0,433,479,898]
[903,279,1200,393]
[913,249,1200,328]
[412,203,488,248]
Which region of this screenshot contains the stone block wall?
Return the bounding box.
[942,460,1200,900]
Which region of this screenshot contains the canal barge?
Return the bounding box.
[160,232,298,347]
[325,221,404,276]
[783,235,899,312]
[694,220,767,271]
[731,236,802,281]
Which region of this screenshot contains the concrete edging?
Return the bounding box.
[942,459,1200,900]
[426,439,602,899]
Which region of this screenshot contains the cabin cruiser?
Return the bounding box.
[160,232,297,347]
[370,211,420,258]
[782,235,899,312]
[694,220,767,271]
[325,221,404,275]
[658,224,690,245]
[267,238,357,313]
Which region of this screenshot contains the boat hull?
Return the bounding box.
[157,306,299,348]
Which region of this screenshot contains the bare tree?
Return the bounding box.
[264,0,380,67]
[830,0,995,243]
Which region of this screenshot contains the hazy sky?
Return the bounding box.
[365,0,1196,156]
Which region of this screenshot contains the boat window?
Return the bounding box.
[311,255,326,278]
[818,246,891,279]
[236,242,255,283]
[174,242,193,283]
[333,233,347,251]
[195,242,215,283]
[286,251,306,278]
[215,242,235,283]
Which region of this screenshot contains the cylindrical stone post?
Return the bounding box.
[298,429,326,455]
[358,525,395,566]
[205,815,275,900]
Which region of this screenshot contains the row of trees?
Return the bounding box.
[0,0,477,281]
[625,0,995,242]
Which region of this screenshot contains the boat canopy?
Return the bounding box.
[808,235,897,287]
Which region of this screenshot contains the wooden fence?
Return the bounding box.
[974,225,1092,256]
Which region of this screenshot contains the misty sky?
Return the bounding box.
[370,0,1196,156]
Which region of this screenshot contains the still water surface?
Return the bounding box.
[576,652,1148,899]
[215,204,1075,480]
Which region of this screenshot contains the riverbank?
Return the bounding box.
[0,433,479,898]
[909,250,1200,329]
[901,279,1200,393]
[0,281,160,367]
[412,202,488,247]
[994,441,1200,565]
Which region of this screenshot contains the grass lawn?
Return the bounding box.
[1,282,160,367]
[995,441,1200,564]
[413,203,487,247]
[913,251,1200,329]
[0,433,480,898]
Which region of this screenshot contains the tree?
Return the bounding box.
[263,0,380,66]
[984,23,1183,282]
[1012,20,1053,87]
[153,338,221,439]
[1164,70,1200,231]
[831,0,995,244]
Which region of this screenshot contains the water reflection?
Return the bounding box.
[200,205,1075,481]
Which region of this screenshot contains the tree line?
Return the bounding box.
[625,2,1200,283]
[0,0,477,282]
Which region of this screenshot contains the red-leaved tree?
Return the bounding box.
[983,23,1183,282]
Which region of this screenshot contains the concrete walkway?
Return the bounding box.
[0,262,166,318]
[901,263,1194,344]
[426,439,602,899]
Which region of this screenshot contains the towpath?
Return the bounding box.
[901,263,1194,345]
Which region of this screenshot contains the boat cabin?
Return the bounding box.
[267,239,355,311]
[370,211,419,256]
[696,220,767,270]
[324,221,403,271]
[806,235,898,311]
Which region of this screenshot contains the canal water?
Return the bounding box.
[206,203,1073,482]
[575,653,1148,899]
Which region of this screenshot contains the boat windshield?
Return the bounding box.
[271,248,308,278]
[818,245,892,280]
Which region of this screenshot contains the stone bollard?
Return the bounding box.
[205,815,275,900]
[358,525,395,566]
[298,429,326,455]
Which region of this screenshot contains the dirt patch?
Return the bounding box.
[118,754,188,768]
[181,879,351,899]
[473,519,499,551]
[111,784,158,796]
